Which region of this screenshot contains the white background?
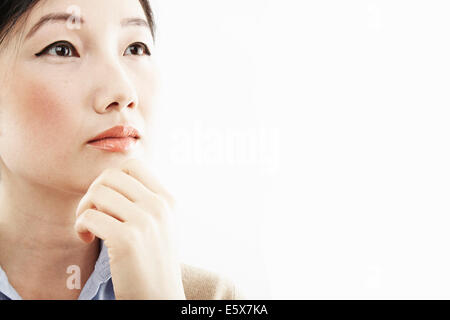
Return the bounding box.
[147,0,450,299]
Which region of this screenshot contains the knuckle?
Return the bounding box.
[96,183,111,198]
[98,168,114,183]
[87,184,105,208]
[78,208,95,223]
[99,182,110,193]
[88,182,103,195]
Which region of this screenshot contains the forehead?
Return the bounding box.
[24,0,146,29]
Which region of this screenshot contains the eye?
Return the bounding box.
[124,42,151,56]
[35,41,79,58]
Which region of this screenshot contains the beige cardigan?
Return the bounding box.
[180,263,246,300]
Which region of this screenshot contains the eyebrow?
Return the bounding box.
[25,12,150,40]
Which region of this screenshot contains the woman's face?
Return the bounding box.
[0,0,160,194]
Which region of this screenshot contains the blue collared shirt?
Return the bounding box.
[0,239,115,300]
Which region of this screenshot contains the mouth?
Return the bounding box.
[87,136,140,143]
[88,125,141,142]
[87,137,139,152]
[87,125,141,152]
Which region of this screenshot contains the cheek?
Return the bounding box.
[23,82,66,128]
[16,79,75,150]
[0,74,83,184]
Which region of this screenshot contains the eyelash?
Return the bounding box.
[35,41,151,58]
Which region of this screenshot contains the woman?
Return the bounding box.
[0,0,244,300]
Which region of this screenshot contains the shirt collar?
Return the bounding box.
[76,238,113,300]
[93,238,111,283]
[0,266,22,300]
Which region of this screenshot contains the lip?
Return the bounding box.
[88,125,141,142]
[87,137,138,152]
[87,125,141,153]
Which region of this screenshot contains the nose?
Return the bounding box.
[92,60,139,114]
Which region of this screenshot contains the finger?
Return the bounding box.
[120,158,176,208]
[75,208,122,243]
[75,184,136,222]
[94,168,150,204]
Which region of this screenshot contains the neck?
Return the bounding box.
[0,171,100,299]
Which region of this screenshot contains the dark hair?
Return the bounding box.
[0,0,156,49]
